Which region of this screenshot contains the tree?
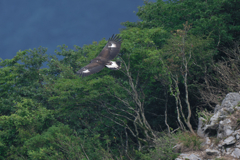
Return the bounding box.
[148,22,215,134]
[0,98,55,159]
[123,0,240,49]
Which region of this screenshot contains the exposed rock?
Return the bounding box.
[222,136,236,146]
[236,106,240,110]
[176,153,202,160]
[221,92,240,110]
[200,137,211,149]
[218,108,229,119]
[197,92,240,138]
[205,137,211,145]
[233,129,240,140]
[204,111,220,130]
[197,117,206,138]
[205,148,219,156]
[217,118,234,139]
[236,144,240,148]
[214,104,221,114]
[176,92,240,160]
[237,134,240,140]
[231,148,240,158]
[225,147,234,155]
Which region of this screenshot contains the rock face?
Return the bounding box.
[176,92,240,160]
[197,93,240,139]
[176,153,202,160]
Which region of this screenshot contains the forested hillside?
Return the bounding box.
[0,0,239,159]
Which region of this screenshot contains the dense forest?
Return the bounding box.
[0,0,240,159]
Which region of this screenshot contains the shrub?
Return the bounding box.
[135,133,179,160]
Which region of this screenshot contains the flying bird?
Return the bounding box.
[77,34,122,77]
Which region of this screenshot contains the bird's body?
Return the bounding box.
[77,34,122,77]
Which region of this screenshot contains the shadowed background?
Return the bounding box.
[0,0,156,61]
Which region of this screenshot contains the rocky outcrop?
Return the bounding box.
[176,92,240,160]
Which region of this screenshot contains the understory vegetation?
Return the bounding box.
[0,0,240,159]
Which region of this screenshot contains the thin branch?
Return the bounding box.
[80,143,90,160]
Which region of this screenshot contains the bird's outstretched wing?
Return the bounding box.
[97,34,121,60]
[76,62,105,77]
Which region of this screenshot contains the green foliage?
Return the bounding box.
[150,27,216,81]
[25,125,112,160]
[0,1,239,159]
[176,131,203,151]
[123,0,240,48]
[0,47,50,115]
[196,108,213,124]
[0,98,55,159]
[135,133,179,160]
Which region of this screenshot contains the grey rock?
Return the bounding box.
[217,118,234,139]
[225,147,234,155]
[236,144,240,148]
[210,143,214,148]
[205,149,220,156]
[176,153,201,160]
[233,129,240,140]
[218,108,229,119]
[201,137,211,147]
[214,104,222,114]
[197,117,206,137]
[178,93,240,160]
[197,92,240,138]
[205,137,211,145]
[236,134,240,140]
[226,107,235,113]
[222,136,236,146]
[218,140,224,148]
[221,93,240,109]
[220,145,226,154]
[231,148,240,158]
[205,111,220,130]
[235,106,240,110]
